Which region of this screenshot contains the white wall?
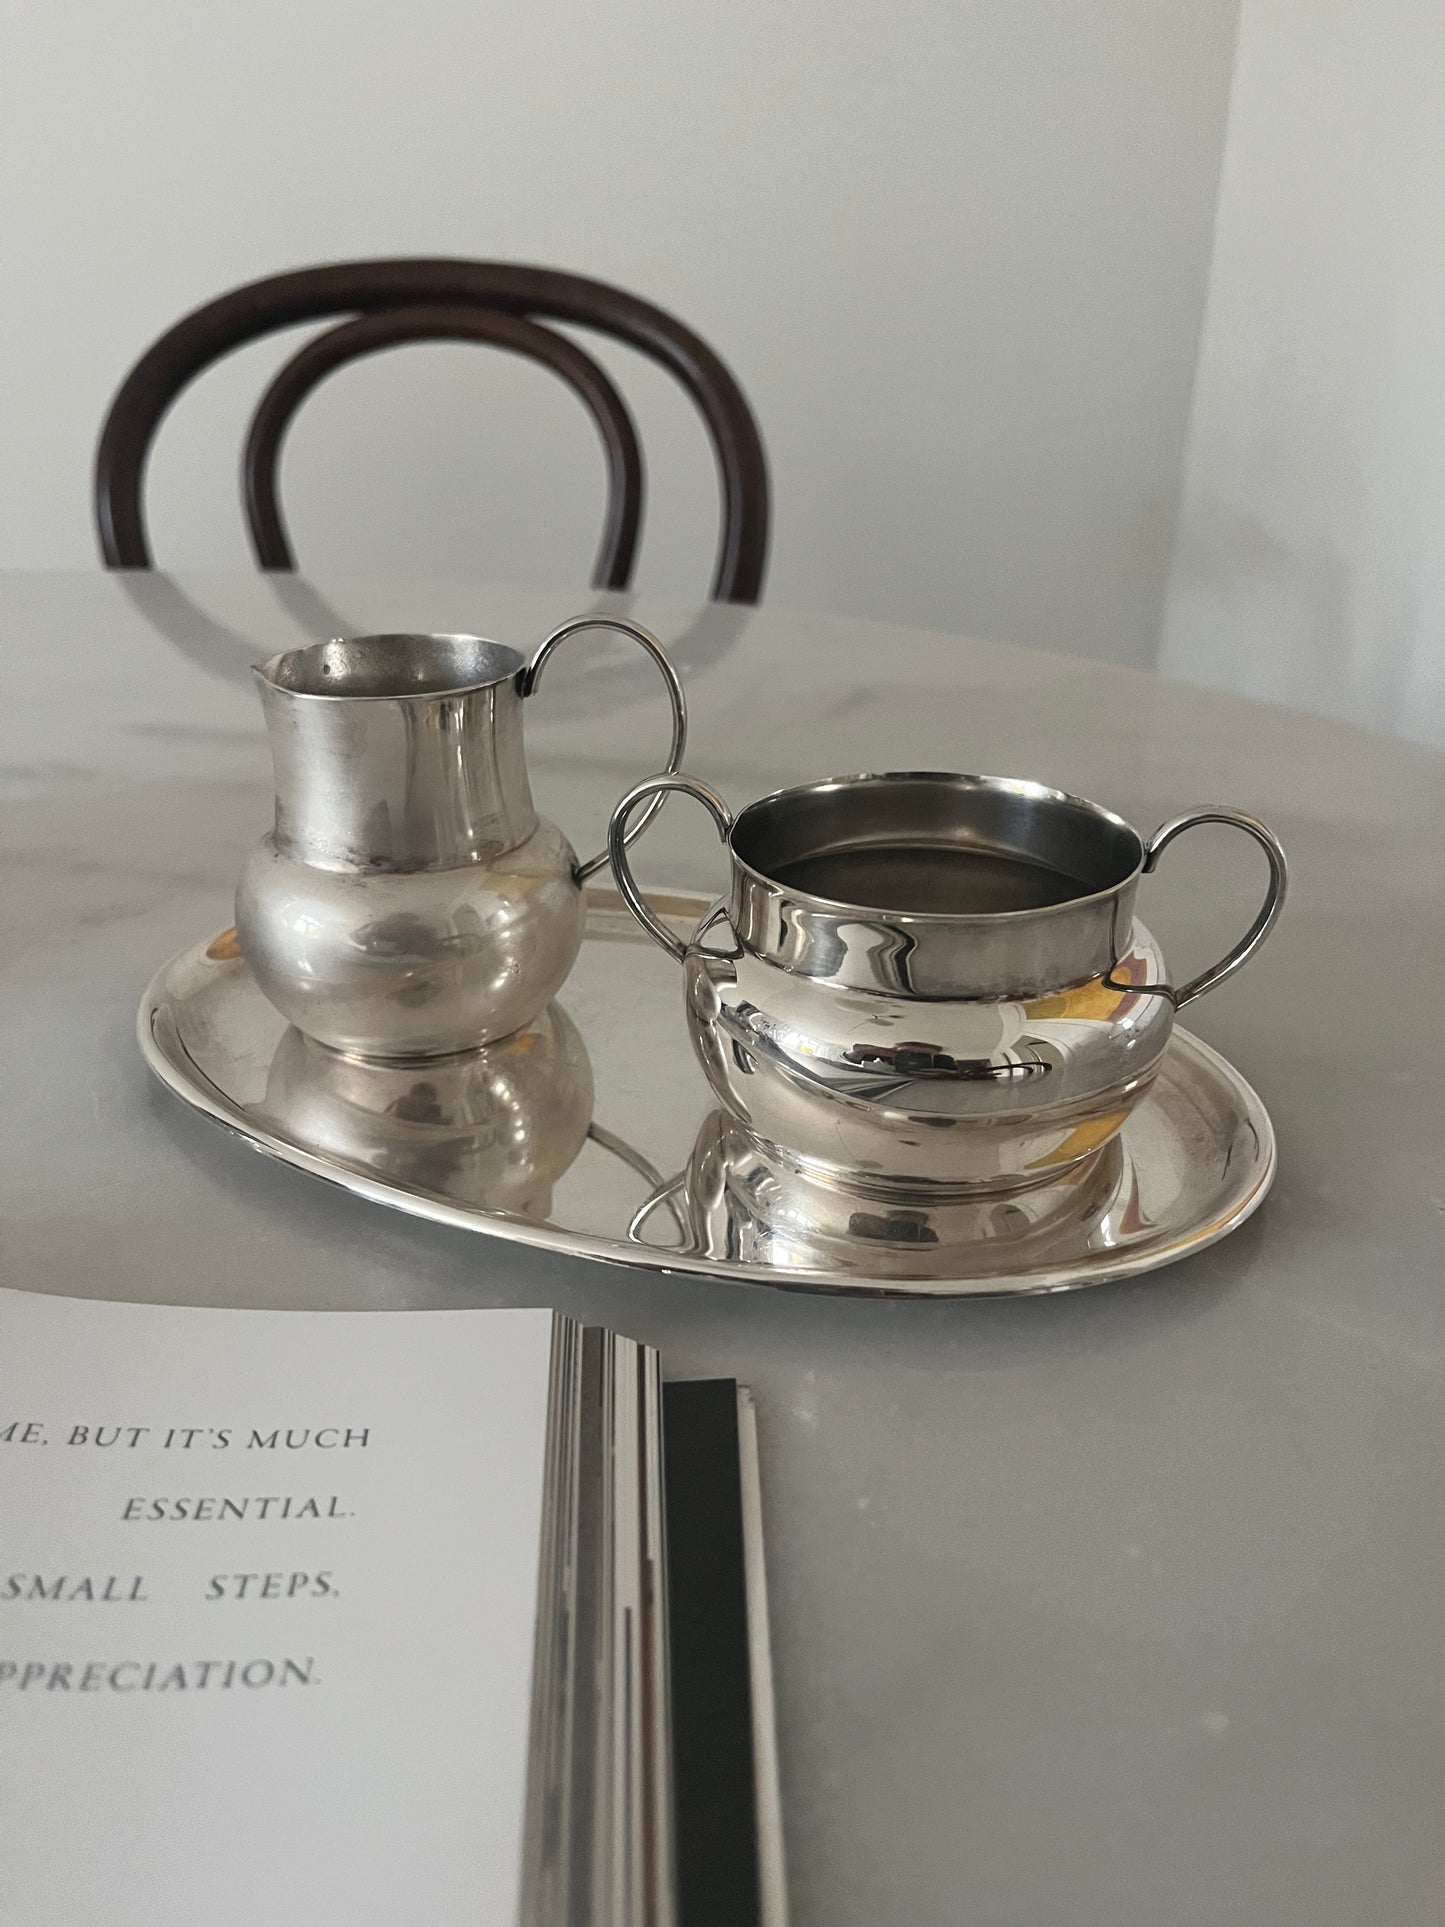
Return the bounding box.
[1162,0,1445,745]
[0,1,1237,668]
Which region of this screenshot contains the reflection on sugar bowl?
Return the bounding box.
[260,1003,594,1220]
[631,1108,1136,1285]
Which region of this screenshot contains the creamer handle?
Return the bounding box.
[1142,809,1287,1009]
[520,615,687,882]
[607,773,733,963]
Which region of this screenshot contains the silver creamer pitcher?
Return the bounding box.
[237,616,685,1057]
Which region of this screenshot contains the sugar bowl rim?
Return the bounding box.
[723,769,1147,925]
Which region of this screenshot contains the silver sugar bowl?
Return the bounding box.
[609,771,1286,1194]
[237,617,685,1058]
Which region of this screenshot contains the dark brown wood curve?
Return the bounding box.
[242,305,644,592]
[95,259,770,603]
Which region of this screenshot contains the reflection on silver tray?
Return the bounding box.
[138,889,1275,1298]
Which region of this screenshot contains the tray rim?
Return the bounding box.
[137,899,1277,1300]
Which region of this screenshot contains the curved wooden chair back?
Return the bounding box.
[95,259,770,603]
[244,305,643,590]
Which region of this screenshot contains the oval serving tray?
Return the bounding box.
[138,887,1275,1298]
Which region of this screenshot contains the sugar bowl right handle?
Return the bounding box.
[1143,809,1288,1009]
[607,773,734,962]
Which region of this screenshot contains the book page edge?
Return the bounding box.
[735,1386,790,1927]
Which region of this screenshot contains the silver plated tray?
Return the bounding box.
[139,888,1276,1298]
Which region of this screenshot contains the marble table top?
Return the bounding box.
[6,570,1444,1925]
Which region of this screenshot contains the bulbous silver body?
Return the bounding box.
[237,622,685,1059]
[683,911,1174,1192]
[238,816,586,1059]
